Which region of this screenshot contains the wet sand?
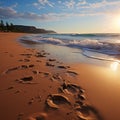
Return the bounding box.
[70,63,120,120]
[0,32,120,120]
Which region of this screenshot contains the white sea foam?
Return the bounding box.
[20,34,120,61]
[38,37,64,44]
[67,39,120,55]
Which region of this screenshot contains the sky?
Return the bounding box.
[0,0,120,33]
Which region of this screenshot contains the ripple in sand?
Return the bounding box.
[46,94,71,109]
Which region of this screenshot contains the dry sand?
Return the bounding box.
[0,32,120,120]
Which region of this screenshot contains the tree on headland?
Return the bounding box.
[9,23,14,32]
[0,20,5,31]
[0,21,2,31]
[0,20,14,32]
[6,22,9,31]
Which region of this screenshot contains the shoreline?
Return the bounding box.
[0,33,120,120]
[19,33,120,66]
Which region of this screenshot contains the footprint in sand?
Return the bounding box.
[29,64,35,68]
[57,65,70,69]
[18,59,30,62]
[35,51,49,57]
[46,94,71,109]
[60,82,84,96]
[57,82,103,120]
[48,58,56,62]
[46,62,55,67]
[5,66,20,74]
[20,53,32,58]
[4,64,35,74]
[28,95,42,105]
[15,76,38,84]
[21,65,28,69]
[32,70,39,74]
[50,73,63,82]
[21,76,33,81]
[67,70,78,77]
[7,86,14,90]
[24,112,47,120]
[75,104,103,120]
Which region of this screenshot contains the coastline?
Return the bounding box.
[0,33,120,120]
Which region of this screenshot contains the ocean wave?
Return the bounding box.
[38,37,64,44]
[20,35,120,56]
[58,33,120,38]
[82,50,120,63]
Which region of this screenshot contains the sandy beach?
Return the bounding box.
[0,32,120,120]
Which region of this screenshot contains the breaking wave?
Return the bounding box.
[19,33,120,62]
[20,34,120,55]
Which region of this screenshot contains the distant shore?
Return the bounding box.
[0,32,120,120]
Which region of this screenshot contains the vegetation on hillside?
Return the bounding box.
[0,20,14,32]
[0,20,56,33]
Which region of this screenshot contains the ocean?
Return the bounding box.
[19,33,120,65]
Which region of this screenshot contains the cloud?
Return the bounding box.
[38,0,54,7]
[77,0,120,9]
[77,0,87,5]
[0,6,102,21]
[33,2,39,7]
[65,0,75,8]
[0,7,18,19]
[32,2,44,9]
[64,0,120,10]
[1,0,120,22]
[32,0,54,9]
[89,0,108,8]
[10,3,18,8]
[0,6,68,21]
[76,0,88,9]
[0,7,41,20]
[58,1,62,4]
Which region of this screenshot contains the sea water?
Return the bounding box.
[19,33,120,66]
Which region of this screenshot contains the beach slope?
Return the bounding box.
[0,32,108,120]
